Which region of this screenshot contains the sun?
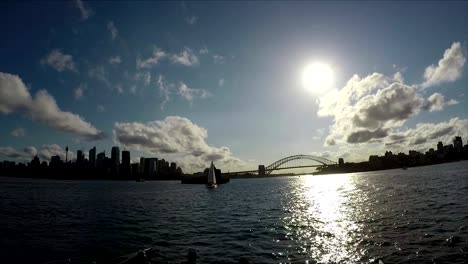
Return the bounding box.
[302,62,334,94]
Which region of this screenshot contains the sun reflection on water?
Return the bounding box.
[282,174,364,263]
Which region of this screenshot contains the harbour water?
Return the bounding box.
[1,161,467,263]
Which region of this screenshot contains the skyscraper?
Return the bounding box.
[89,147,96,167]
[77,150,84,165]
[111,146,120,176]
[96,152,105,168]
[453,136,463,152]
[111,146,120,166]
[122,150,131,177]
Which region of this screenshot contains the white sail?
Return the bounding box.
[207,161,217,184]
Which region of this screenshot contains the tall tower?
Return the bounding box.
[122,150,131,177]
[89,147,96,167]
[65,146,69,163]
[111,146,120,176]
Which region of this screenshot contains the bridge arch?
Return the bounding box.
[265,154,336,174]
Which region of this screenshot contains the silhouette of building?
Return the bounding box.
[437,141,444,153]
[77,150,84,165]
[140,157,146,176]
[453,136,463,152]
[31,155,40,168]
[111,147,120,166]
[258,165,265,176]
[50,155,62,168]
[338,158,344,167]
[122,150,131,177]
[111,146,120,176]
[145,158,157,179]
[96,152,105,168]
[170,162,177,173]
[89,147,96,167]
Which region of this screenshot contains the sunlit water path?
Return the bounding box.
[1,161,467,263]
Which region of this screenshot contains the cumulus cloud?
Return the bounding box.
[319,73,424,145]
[178,82,211,102]
[41,49,77,72]
[0,147,33,160]
[10,128,25,137]
[0,72,31,113]
[75,0,93,20]
[319,42,465,149]
[107,21,118,40]
[384,118,468,152]
[137,47,167,69]
[0,144,78,162]
[114,116,243,170]
[0,72,105,140]
[171,48,199,66]
[109,55,122,65]
[422,42,465,88]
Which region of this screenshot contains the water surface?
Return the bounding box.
[1,161,467,263]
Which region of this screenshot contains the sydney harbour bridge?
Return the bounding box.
[224,154,338,176]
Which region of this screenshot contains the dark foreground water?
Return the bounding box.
[1,162,468,264]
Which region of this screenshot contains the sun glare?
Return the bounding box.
[302,62,334,94]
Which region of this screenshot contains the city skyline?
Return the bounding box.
[1,1,468,172]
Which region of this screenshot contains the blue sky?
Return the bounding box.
[1,1,467,171]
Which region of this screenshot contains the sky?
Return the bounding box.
[0,1,467,172]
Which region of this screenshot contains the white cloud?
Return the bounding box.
[157,75,172,110]
[171,48,199,66]
[10,128,25,137]
[0,72,105,140]
[113,116,244,171]
[0,72,32,114]
[88,65,110,87]
[0,144,76,162]
[384,118,468,152]
[134,71,151,86]
[422,42,465,88]
[178,82,211,102]
[109,55,122,65]
[74,83,86,100]
[318,70,459,146]
[213,54,225,64]
[199,47,209,55]
[75,0,93,20]
[0,146,34,160]
[38,144,74,161]
[137,47,167,69]
[185,16,198,25]
[107,21,118,40]
[41,49,77,72]
[218,78,224,87]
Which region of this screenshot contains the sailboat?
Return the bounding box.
[206,161,217,188]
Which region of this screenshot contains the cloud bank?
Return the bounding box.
[114,116,243,170]
[0,72,105,140]
[317,42,465,159]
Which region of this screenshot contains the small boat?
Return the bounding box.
[206,161,217,189]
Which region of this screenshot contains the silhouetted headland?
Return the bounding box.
[316,136,468,175]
